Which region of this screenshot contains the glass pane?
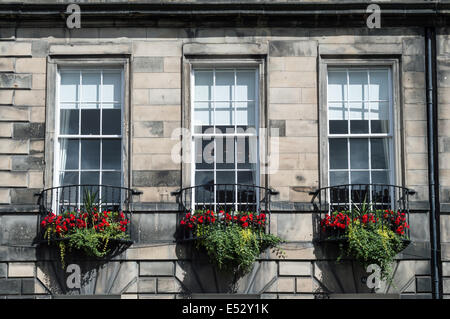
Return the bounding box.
[102,72,121,102]
[81,139,100,169]
[59,171,79,186]
[216,171,235,204]
[102,139,121,170]
[349,102,369,133]
[216,136,234,169]
[60,72,79,102]
[369,70,389,101]
[195,171,214,203]
[328,103,348,134]
[80,178,99,204]
[327,71,347,101]
[102,171,121,187]
[215,102,233,126]
[371,138,390,169]
[195,137,214,169]
[215,71,234,101]
[102,109,121,135]
[236,71,255,101]
[60,139,79,170]
[348,71,368,101]
[237,171,256,185]
[194,71,213,101]
[60,109,79,135]
[81,72,100,107]
[235,102,255,128]
[237,136,257,169]
[329,171,348,186]
[81,109,100,135]
[329,138,348,169]
[370,102,390,133]
[372,171,390,184]
[351,171,370,184]
[350,139,369,169]
[194,102,213,132]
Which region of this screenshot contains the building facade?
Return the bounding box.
[0,0,449,299]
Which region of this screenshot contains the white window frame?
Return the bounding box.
[190,66,260,211]
[54,67,125,209]
[326,67,395,189]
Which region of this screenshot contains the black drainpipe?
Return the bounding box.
[425,26,441,299]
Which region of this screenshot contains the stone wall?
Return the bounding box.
[0,25,442,298]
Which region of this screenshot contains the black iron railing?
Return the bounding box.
[35,184,142,241]
[310,184,415,242]
[171,183,279,241]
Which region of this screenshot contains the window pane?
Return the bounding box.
[59,171,79,186]
[194,71,213,101]
[350,139,369,169]
[81,139,100,169]
[60,139,79,170]
[102,72,121,102]
[80,178,99,203]
[81,72,100,106]
[194,102,213,132]
[237,136,257,169]
[102,109,121,135]
[372,171,390,184]
[236,71,255,101]
[102,171,121,187]
[329,138,348,169]
[328,71,347,101]
[351,171,370,184]
[328,102,348,134]
[102,139,121,170]
[369,70,389,101]
[195,137,214,169]
[349,102,369,133]
[195,171,214,203]
[371,138,390,169]
[330,171,348,186]
[237,171,256,185]
[215,71,234,101]
[370,102,390,133]
[235,101,255,128]
[216,136,234,169]
[216,171,235,204]
[215,102,233,127]
[348,71,368,101]
[60,72,79,102]
[81,109,100,135]
[60,109,79,135]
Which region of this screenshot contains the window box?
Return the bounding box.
[311,183,415,279]
[172,183,284,275]
[35,184,141,268]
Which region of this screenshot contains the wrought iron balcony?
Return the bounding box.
[35,184,142,243]
[171,183,279,241]
[310,184,416,243]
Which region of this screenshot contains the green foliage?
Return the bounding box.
[195,223,284,275]
[338,220,405,280]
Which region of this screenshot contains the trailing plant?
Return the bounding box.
[40,189,130,269]
[180,210,285,274]
[321,209,410,280]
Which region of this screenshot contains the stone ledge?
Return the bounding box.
[183,42,268,56]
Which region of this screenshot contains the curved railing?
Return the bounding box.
[310,184,416,242]
[35,184,142,241]
[171,183,279,241]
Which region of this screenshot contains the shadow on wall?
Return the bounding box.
[311,212,374,296]
[174,241,279,296]
[34,242,134,296]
